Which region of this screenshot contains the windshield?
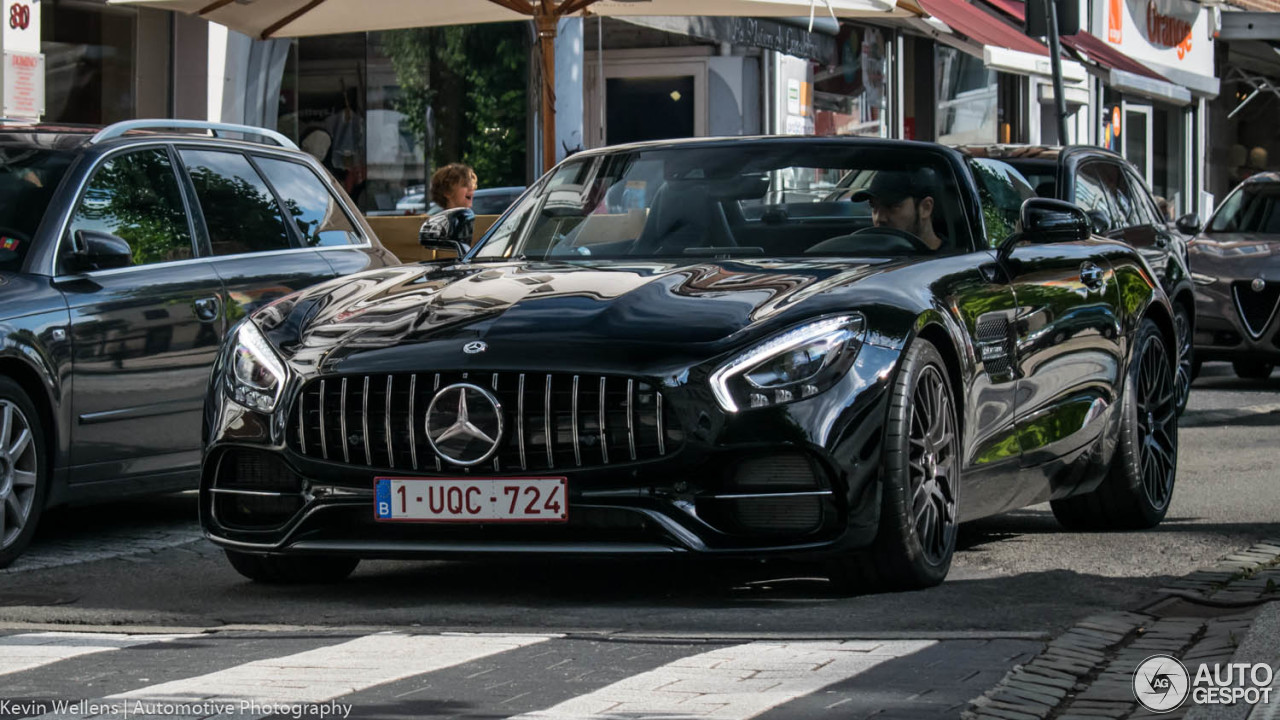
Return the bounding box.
[0,147,74,272]
[472,143,970,262]
[1208,183,1280,234]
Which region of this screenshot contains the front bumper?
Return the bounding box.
[1193,280,1280,362]
[200,346,901,560]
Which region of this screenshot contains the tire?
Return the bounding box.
[1232,360,1273,380]
[0,377,48,569]
[1173,304,1193,416]
[1051,318,1177,530]
[225,550,359,584]
[827,339,960,592]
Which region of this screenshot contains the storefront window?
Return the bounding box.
[812,25,888,138]
[935,47,997,144]
[278,26,526,215]
[42,1,137,124]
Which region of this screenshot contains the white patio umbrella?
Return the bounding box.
[112,0,908,169]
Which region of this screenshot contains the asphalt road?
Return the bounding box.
[1,362,1276,638]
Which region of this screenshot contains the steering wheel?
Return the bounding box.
[850,225,934,253]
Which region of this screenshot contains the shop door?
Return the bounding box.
[1122,103,1154,185]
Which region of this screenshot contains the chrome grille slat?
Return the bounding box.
[598,376,608,465]
[297,391,306,455]
[517,373,527,471]
[384,375,394,469]
[362,376,372,466]
[433,373,441,472]
[318,379,328,460]
[571,375,581,467]
[339,378,349,464]
[292,372,678,472]
[544,374,554,469]
[657,392,665,456]
[408,374,418,470]
[626,378,636,461]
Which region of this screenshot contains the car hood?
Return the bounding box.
[261,258,892,376]
[1188,234,1280,279]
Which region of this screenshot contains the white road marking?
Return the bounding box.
[0,632,195,676]
[511,639,936,720]
[38,632,554,719]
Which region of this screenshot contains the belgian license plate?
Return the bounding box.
[374,477,568,523]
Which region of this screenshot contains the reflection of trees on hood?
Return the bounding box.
[79,154,191,267]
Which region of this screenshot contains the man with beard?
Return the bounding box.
[852,169,944,250]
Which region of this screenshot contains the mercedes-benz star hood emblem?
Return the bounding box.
[464,341,487,354]
[425,383,504,466]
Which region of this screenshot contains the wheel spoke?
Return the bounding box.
[11,470,36,489]
[0,403,11,451]
[9,428,30,459]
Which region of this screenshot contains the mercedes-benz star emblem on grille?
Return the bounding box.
[425,383,504,466]
[1253,277,1267,293]
[463,341,487,354]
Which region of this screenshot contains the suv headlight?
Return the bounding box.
[710,315,866,412]
[227,321,287,413]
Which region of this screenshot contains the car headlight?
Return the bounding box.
[710,315,866,413]
[227,321,287,413]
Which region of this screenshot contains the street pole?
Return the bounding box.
[536,9,558,173]
[1044,0,1070,145]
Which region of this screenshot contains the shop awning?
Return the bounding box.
[916,0,1047,55]
[915,0,1087,80]
[979,0,1193,105]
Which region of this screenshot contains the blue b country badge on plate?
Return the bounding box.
[375,478,392,519]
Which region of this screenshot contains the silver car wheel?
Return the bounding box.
[0,399,38,551]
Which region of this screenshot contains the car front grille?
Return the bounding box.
[1233,281,1280,339]
[289,372,682,473]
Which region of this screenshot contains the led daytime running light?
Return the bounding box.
[710,315,864,412]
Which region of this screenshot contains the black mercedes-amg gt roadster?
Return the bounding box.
[203,138,1180,590]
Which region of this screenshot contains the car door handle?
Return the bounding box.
[194,296,222,322]
[1080,263,1105,290]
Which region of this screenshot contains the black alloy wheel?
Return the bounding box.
[1051,318,1177,530]
[0,377,46,569]
[1172,305,1193,415]
[827,339,959,592]
[907,364,960,566]
[1135,330,1178,513]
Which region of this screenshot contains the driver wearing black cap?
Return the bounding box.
[852,169,944,251]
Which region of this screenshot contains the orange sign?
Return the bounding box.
[1108,0,1123,44]
[1112,106,1122,134]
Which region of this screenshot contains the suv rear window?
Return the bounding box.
[0,147,74,272]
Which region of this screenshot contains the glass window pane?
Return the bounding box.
[180,149,292,256]
[971,159,1037,248]
[255,157,360,247]
[68,149,193,267]
[936,47,997,144]
[0,149,74,272]
[1075,165,1117,231]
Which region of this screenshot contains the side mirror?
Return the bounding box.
[1021,198,1091,243]
[1175,213,1201,236]
[996,198,1091,264]
[419,207,475,258]
[67,229,133,273]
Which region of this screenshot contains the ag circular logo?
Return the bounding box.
[425,383,504,466]
[1134,654,1190,713]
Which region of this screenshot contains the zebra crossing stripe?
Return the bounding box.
[510,639,936,720]
[33,633,555,719]
[0,632,196,677]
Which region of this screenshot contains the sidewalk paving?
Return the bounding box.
[965,539,1280,720]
